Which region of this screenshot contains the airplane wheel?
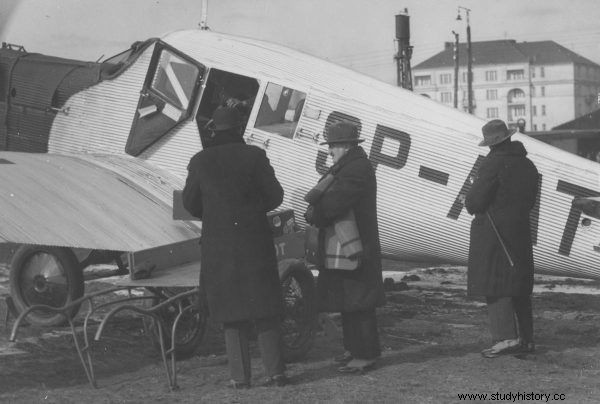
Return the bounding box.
[280,261,317,362]
[144,287,208,360]
[9,245,84,327]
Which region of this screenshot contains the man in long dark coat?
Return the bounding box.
[304,121,385,373]
[183,106,288,387]
[464,119,539,358]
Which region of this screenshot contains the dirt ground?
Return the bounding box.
[2,261,600,403]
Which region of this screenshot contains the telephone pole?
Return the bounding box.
[452,31,459,109]
[457,6,473,113]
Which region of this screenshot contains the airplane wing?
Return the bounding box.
[0,152,200,251]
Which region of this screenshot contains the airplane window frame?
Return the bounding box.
[125,41,205,157]
[253,82,306,140]
[146,46,201,113]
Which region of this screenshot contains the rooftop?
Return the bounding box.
[414,39,600,70]
[554,108,600,130]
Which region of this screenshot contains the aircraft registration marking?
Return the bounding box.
[306,109,598,259]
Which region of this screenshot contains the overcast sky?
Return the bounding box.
[1,0,599,84]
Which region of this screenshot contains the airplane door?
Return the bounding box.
[126,42,205,156]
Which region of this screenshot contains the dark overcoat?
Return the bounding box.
[310,146,386,312]
[182,137,284,323]
[465,140,539,297]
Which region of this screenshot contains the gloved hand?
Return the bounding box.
[304,205,315,225]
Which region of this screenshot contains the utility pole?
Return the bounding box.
[457,7,473,113]
[452,31,459,109]
[394,9,413,90]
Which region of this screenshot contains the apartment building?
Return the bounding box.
[412,40,600,131]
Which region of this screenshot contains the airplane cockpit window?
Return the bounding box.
[126,43,204,156]
[195,69,259,148]
[255,83,305,139]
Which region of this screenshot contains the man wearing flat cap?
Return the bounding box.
[463,119,539,358]
[183,106,288,388]
[304,121,385,373]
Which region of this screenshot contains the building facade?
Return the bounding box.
[412,40,600,131]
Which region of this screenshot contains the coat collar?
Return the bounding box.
[328,146,368,175]
[488,140,528,157]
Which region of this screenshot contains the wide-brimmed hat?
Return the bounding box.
[479,119,516,147]
[320,121,364,145]
[206,106,242,132]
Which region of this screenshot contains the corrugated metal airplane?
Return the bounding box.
[0,30,599,329]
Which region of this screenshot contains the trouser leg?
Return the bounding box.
[341,309,381,360]
[256,316,285,377]
[223,321,252,383]
[512,295,534,343]
[486,296,517,341]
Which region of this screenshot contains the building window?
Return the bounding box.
[531,86,536,97]
[532,105,537,116]
[440,73,452,84]
[486,89,498,100]
[531,68,535,78]
[507,69,525,80]
[415,75,431,86]
[542,105,546,115]
[508,105,526,121]
[533,124,538,131]
[441,92,452,103]
[486,107,499,118]
[507,88,526,103]
[542,123,546,130]
[485,70,497,81]
[541,86,545,96]
[540,66,545,78]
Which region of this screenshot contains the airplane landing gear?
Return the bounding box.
[9,245,84,327]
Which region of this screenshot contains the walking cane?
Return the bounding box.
[486,212,515,268]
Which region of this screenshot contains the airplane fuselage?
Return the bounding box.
[1,30,599,279]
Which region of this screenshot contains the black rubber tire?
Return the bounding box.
[9,245,84,327]
[280,264,317,362]
[145,287,208,360]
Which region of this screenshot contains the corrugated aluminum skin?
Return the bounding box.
[42,30,599,278]
[0,152,200,251]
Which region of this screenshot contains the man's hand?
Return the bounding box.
[304,205,315,224]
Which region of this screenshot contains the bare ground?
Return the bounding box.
[1,262,600,403]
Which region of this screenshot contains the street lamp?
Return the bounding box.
[456,6,473,114]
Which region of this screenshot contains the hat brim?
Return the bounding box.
[205,120,242,132]
[319,138,365,146]
[478,128,517,147]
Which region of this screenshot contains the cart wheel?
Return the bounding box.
[9,245,84,327]
[280,261,317,362]
[145,287,208,360]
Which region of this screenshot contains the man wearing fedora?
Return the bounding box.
[463,119,539,358]
[304,121,385,373]
[183,106,288,387]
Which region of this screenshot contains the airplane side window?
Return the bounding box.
[255,83,305,139]
[151,50,199,111]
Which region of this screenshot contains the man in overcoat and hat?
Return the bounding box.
[183,106,288,387]
[464,119,539,358]
[304,121,385,373]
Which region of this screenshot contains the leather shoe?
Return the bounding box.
[481,339,520,358]
[229,380,250,389]
[333,351,353,363]
[337,358,376,374]
[262,374,289,387]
